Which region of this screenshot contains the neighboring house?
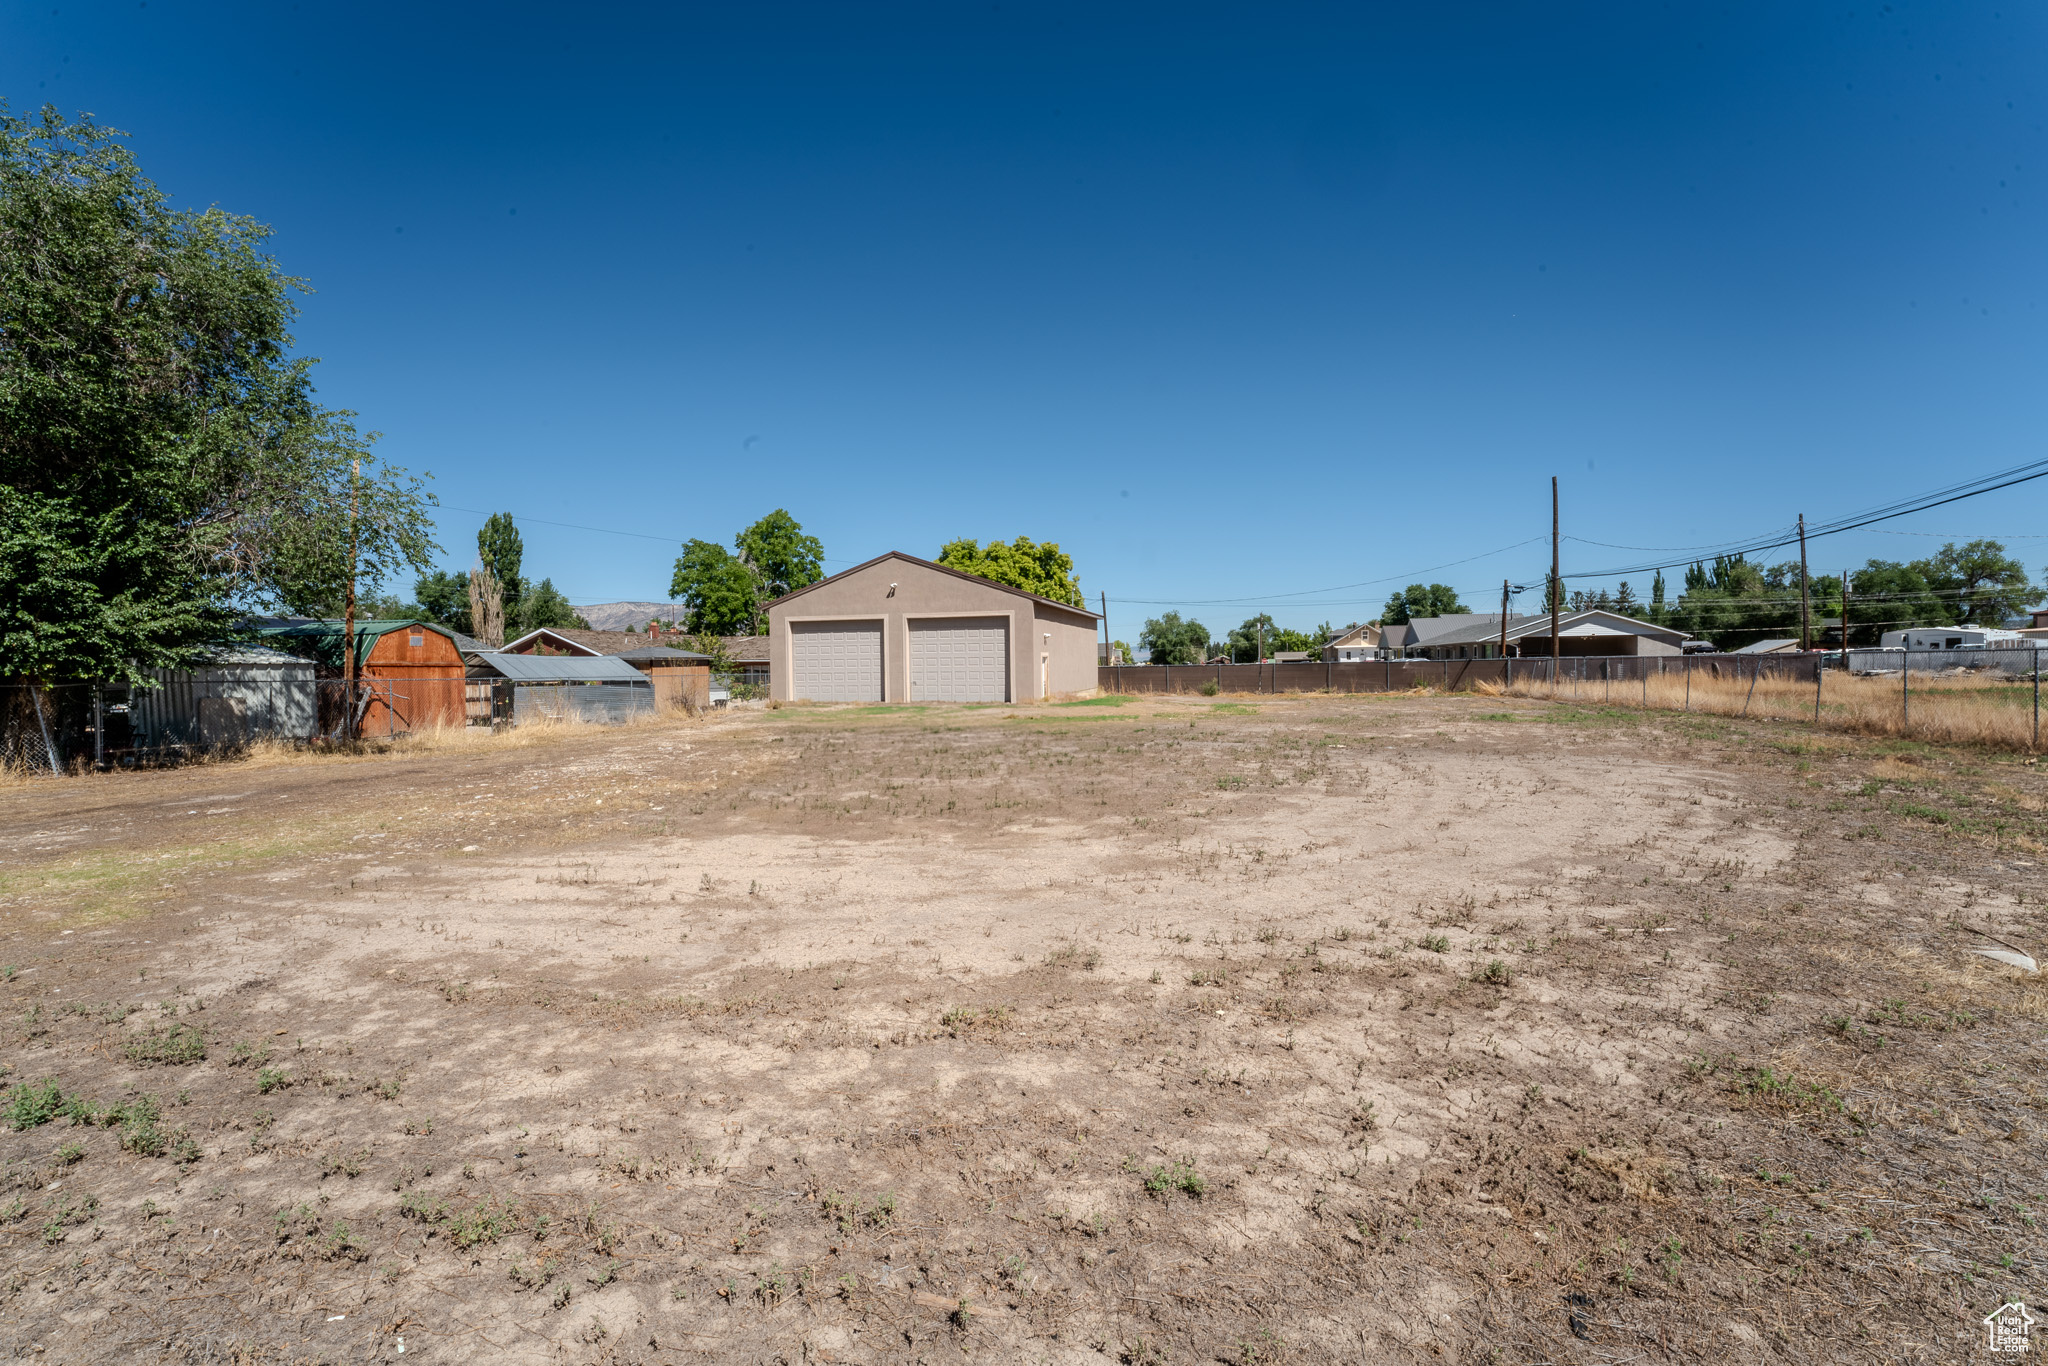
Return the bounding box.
[1321,624,1383,663]
[254,619,467,735]
[1387,611,1690,660]
[764,551,1100,703]
[1269,651,1313,664]
[1731,639,1801,655]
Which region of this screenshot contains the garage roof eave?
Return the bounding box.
[764,551,1102,621]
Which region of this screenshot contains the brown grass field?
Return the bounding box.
[0,692,2045,1364]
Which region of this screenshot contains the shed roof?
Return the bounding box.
[253,619,458,670]
[473,653,652,683]
[1732,639,1800,654]
[765,551,1101,621]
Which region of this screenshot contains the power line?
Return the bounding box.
[1110,536,1548,606]
[1559,457,2048,581]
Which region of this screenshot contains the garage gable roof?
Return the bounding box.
[766,551,1101,621]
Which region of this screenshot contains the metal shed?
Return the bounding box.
[128,645,318,751]
[470,653,656,725]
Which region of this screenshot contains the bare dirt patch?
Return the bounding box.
[1,695,2044,1363]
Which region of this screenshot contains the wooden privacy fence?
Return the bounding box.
[1098,653,1821,697]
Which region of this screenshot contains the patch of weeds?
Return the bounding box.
[1139,1158,1207,1199]
[939,1005,1014,1038]
[1736,1066,1844,1113]
[228,1040,271,1068]
[122,1025,206,1066]
[1419,934,1451,954]
[1188,965,1228,987]
[54,1140,84,1166]
[398,1191,450,1227]
[1215,775,1247,790]
[1254,926,1279,945]
[1199,680,1220,697]
[1473,959,1513,985]
[403,1114,435,1136]
[256,1068,290,1095]
[589,1259,624,1289]
[7,1079,65,1131]
[450,1196,520,1250]
[110,1094,166,1157]
[510,1252,562,1290]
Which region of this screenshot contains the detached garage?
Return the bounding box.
[767,552,1101,704]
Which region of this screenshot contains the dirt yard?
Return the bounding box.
[0,693,2044,1364]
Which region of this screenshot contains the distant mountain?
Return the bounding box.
[576,601,685,631]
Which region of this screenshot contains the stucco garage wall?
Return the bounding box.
[1035,604,1101,697]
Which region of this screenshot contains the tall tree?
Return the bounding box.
[669,539,760,637]
[476,513,524,618]
[936,537,1084,607]
[1138,612,1211,666]
[735,510,824,607]
[0,104,435,682]
[510,578,587,633]
[410,570,473,635]
[1925,539,2034,627]
[1378,583,1466,625]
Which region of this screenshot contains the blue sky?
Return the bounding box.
[7,2,2045,635]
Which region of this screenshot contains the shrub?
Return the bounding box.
[1199,680,1220,697]
[1474,959,1513,985]
[1419,934,1450,953]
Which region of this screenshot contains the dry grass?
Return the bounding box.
[1480,665,2044,750]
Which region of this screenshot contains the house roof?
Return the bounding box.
[253,619,458,670]
[764,551,1101,621]
[1326,624,1378,646]
[473,653,652,683]
[1399,610,1688,649]
[613,645,713,663]
[1732,639,1800,654]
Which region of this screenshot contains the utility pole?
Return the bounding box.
[1797,513,1811,651]
[1101,591,1110,664]
[342,456,359,741]
[1498,579,1510,661]
[1550,477,1561,688]
[1840,568,1851,661]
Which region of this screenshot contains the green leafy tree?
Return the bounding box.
[935,537,1084,608]
[1844,560,1950,646]
[411,570,473,635]
[670,539,760,637]
[1379,583,1466,626]
[1108,638,1134,665]
[477,513,524,619]
[0,104,436,682]
[1923,539,2034,627]
[1138,612,1211,666]
[510,577,587,633]
[1224,614,1315,661]
[735,510,824,607]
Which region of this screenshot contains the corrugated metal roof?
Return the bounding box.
[475,654,651,683]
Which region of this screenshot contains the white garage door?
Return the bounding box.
[791,621,883,702]
[909,617,1009,702]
